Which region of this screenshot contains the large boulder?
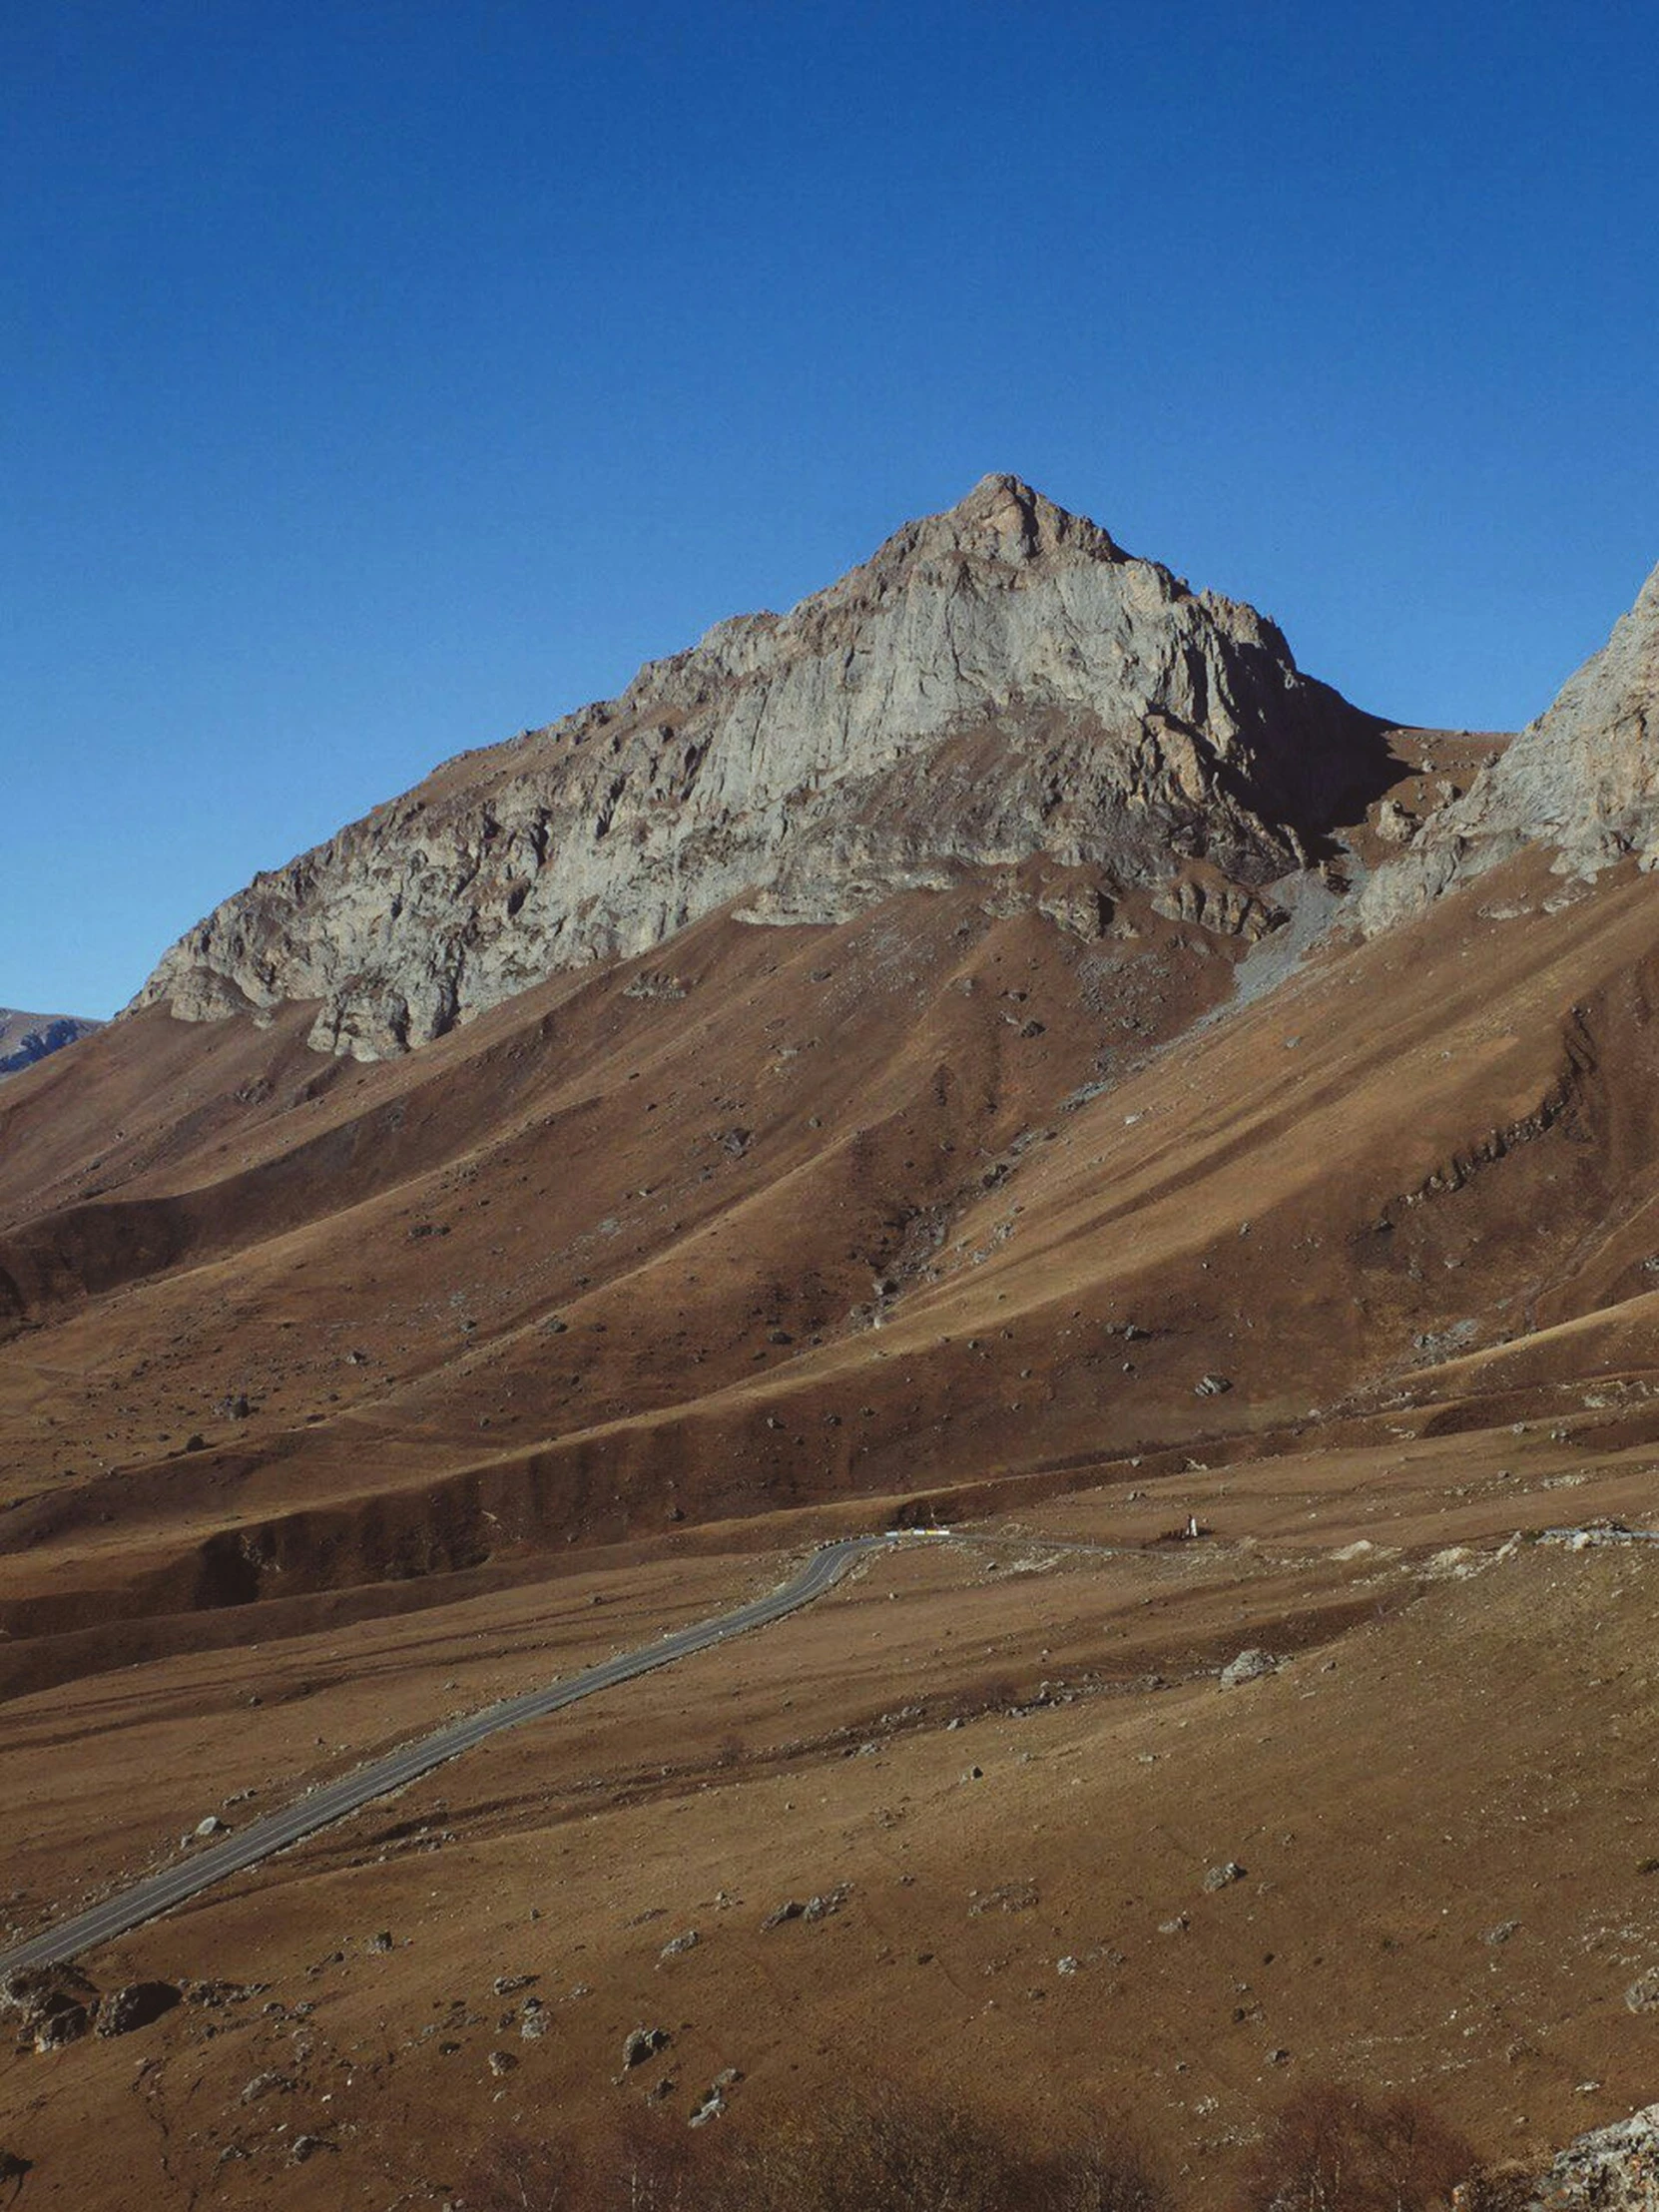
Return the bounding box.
[97,1981,182,2038]
[31,2004,90,2053]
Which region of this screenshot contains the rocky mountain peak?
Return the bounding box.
[881,472,1124,571]
[1360,557,1659,930]
[135,481,1388,1059]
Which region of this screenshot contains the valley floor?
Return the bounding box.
[3,1421,1656,2207]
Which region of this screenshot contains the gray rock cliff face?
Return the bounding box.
[135,475,1386,1059]
[1359,560,1659,933]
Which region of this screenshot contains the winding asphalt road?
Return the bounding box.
[0,1533,894,1977]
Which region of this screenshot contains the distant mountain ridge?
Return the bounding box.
[0,1008,101,1080]
[134,474,1391,1059]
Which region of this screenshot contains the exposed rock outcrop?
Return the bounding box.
[96,1981,182,2037]
[1361,560,1659,932]
[0,1010,101,1081]
[1,1962,99,2052]
[1527,2101,1659,2209]
[134,475,1387,1059]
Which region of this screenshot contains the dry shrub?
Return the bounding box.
[718,2087,1169,2212]
[469,2110,713,2212]
[605,2106,706,2212]
[468,2085,1168,2211]
[1036,2135,1175,2212]
[1243,2081,1480,2212]
[718,2090,1012,2212]
[466,2129,583,2210]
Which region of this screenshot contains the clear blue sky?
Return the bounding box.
[4,1,1655,1017]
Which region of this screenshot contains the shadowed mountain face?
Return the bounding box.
[134,475,1394,1060]
[0,1010,101,1081]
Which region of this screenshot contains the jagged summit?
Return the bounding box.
[136,481,1388,1059]
[867,472,1125,571]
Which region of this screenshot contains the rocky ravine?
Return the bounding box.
[135,474,1390,1059]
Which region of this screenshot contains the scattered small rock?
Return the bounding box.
[689,2066,742,2128]
[968,1882,1039,1918]
[1624,1968,1659,2014]
[764,1886,847,1929]
[1220,1649,1277,1689]
[488,2049,518,2077]
[623,2025,672,2069]
[240,2069,292,2105]
[660,1930,700,1959]
[182,1978,267,2008]
[1202,1863,1247,1893]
